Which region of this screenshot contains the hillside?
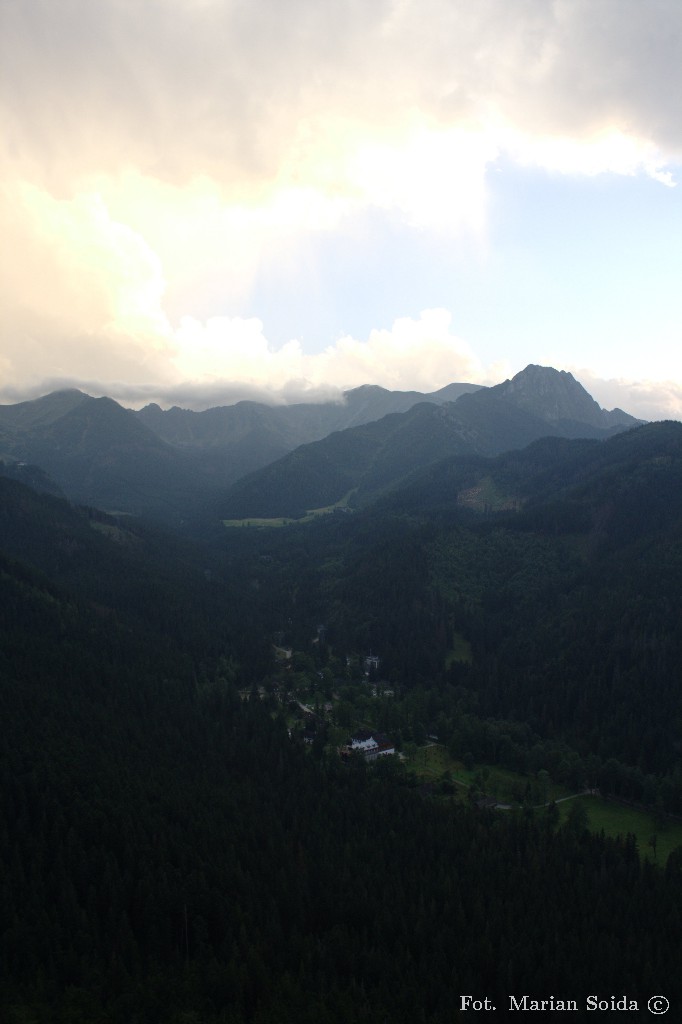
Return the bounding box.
[0,369,641,524]
[216,365,643,519]
[0,382,478,521]
[133,381,480,489]
[134,380,479,450]
[0,392,210,520]
[211,420,682,792]
[2,464,682,1020]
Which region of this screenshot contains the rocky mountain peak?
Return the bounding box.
[493,364,639,429]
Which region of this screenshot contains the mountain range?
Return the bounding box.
[1,367,681,1020]
[216,366,642,518]
[0,366,641,522]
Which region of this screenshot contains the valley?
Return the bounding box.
[1,366,681,1022]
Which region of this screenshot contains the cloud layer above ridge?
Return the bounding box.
[2,0,682,415]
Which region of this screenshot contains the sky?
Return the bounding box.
[2,0,682,419]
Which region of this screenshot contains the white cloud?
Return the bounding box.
[502,129,677,185]
[0,180,175,385]
[346,124,497,232]
[173,315,303,385]
[4,295,682,423]
[2,0,682,411]
[0,375,345,411]
[0,307,490,408]
[574,370,682,423]
[311,309,487,391]
[169,307,486,397]
[3,0,682,190]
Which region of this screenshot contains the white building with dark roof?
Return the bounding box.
[350,730,395,761]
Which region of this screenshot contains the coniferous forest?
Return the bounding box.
[2,418,682,1021]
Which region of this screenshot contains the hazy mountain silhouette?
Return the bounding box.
[0,368,642,521]
[217,366,643,518]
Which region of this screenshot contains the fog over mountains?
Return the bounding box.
[0,365,642,522]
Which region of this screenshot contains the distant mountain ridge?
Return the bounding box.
[217,366,643,519]
[0,381,479,518]
[134,381,480,448]
[0,392,198,518]
[0,367,642,521]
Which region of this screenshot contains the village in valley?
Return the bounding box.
[241,630,551,801]
[232,629,682,863]
[252,638,399,766]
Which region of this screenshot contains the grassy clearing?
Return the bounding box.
[223,490,358,528]
[405,746,682,863]
[223,517,296,528]
[306,488,357,517]
[445,632,472,666]
[223,511,338,528]
[456,475,521,513]
[407,744,455,780]
[558,794,682,865]
[408,746,572,804]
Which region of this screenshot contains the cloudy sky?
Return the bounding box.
[2,0,682,418]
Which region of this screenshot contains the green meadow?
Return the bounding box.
[558,794,682,865]
[223,491,357,528]
[405,745,682,863]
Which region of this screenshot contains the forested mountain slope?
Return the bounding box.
[0,367,639,524]
[2,414,682,1020]
[0,476,268,676]
[0,458,65,497]
[215,422,682,799]
[0,392,207,520]
[135,380,478,450]
[0,383,477,522]
[1,483,681,1021]
[215,402,481,518]
[215,366,642,519]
